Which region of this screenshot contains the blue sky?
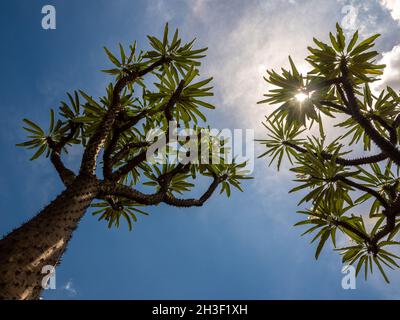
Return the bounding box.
[1,0,400,299]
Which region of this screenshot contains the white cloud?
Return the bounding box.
[373,44,400,92]
[341,4,359,30]
[380,0,400,23]
[189,0,339,132]
[337,0,394,36]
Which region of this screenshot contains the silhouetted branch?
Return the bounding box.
[47,123,79,186]
[339,62,400,166]
[333,174,389,209]
[80,58,168,175]
[110,81,185,181]
[320,100,350,114]
[164,174,222,207]
[100,164,222,208]
[282,141,388,166]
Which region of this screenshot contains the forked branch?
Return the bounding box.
[80,58,168,175]
[47,122,79,186]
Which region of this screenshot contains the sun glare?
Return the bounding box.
[295,92,308,102]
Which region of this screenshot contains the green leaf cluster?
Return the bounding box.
[259,23,400,283]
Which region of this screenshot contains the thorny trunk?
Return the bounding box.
[0,175,99,300]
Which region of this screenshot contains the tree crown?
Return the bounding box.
[17,24,251,231]
[259,23,400,283]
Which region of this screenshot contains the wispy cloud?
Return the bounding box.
[145,0,174,21]
[63,279,77,297]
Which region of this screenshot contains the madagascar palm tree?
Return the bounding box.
[259,24,400,283]
[0,24,249,300]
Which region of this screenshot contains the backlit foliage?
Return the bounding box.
[17,24,251,231]
[259,23,400,283]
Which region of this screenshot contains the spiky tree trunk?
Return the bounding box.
[0,175,99,300]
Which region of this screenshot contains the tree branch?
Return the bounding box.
[333,174,389,209]
[110,80,186,181]
[79,58,168,176]
[47,123,79,186]
[99,170,222,208]
[111,141,150,166]
[372,215,396,243]
[370,114,392,133]
[100,181,165,205]
[282,141,388,166]
[335,220,371,243]
[320,100,351,114]
[308,77,344,91]
[371,195,400,242]
[339,62,400,166]
[164,173,222,207]
[102,113,147,179]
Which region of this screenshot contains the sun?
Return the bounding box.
[295,92,309,102]
[295,90,314,103]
